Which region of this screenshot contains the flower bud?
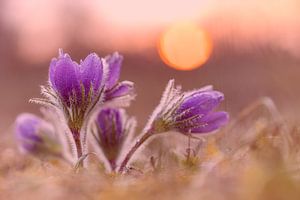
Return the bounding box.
[152,80,229,134]
[15,113,61,157]
[94,108,135,170]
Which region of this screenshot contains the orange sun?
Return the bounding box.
[158,22,213,71]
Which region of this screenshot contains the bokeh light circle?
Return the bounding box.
[158,22,213,71]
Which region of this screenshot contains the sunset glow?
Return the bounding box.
[98,0,204,26]
[158,22,213,71]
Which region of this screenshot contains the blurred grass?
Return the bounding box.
[1,98,300,200]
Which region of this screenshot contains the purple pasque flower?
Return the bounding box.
[32,50,135,161]
[117,81,228,173]
[45,49,106,140]
[93,108,135,171]
[46,49,105,159]
[45,50,105,160]
[151,80,229,134]
[49,49,104,108]
[103,52,134,102]
[15,113,61,156]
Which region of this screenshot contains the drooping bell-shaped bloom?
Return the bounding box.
[151,80,229,134]
[93,108,135,171]
[15,113,61,157]
[103,52,134,101]
[49,49,103,107]
[117,81,229,173]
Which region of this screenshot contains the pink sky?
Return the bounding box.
[2,0,300,63]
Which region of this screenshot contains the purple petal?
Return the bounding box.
[114,109,123,140]
[176,91,224,120]
[96,108,123,144]
[49,54,80,105]
[97,109,109,142]
[49,58,58,89]
[105,81,134,100]
[105,52,123,89]
[96,108,126,169]
[190,111,229,133]
[15,113,43,152]
[79,53,103,95]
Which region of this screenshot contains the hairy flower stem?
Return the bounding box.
[72,130,83,162]
[109,160,117,172]
[118,130,153,173]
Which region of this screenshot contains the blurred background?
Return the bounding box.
[1,0,300,135]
